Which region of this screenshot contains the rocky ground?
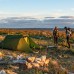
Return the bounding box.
[0,46,74,74]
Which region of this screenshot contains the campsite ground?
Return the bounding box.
[0,29,74,74]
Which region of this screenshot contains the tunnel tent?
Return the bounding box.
[0,35,40,52]
[0,35,31,52]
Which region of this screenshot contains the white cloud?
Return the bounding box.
[0,11,45,19]
[0,10,73,19]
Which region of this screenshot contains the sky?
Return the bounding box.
[0,0,74,18]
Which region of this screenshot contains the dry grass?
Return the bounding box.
[0,29,74,74]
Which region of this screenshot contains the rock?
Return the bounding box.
[16,54,23,60]
[27,57,35,63]
[32,63,40,68]
[0,70,6,74]
[0,52,3,57]
[58,55,63,58]
[44,59,50,66]
[0,57,3,61]
[6,70,17,74]
[26,63,32,69]
[41,55,46,62]
[35,58,41,63]
[39,61,44,66]
[6,55,13,60]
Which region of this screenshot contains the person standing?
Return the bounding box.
[64,27,72,48]
[53,26,59,46]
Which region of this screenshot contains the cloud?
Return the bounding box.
[0,11,48,19]
[59,16,74,18]
[0,10,74,19]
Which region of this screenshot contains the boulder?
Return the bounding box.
[0,70,6,74]
[32,63,40,68]
[41,55,46,62]
[27,57,35,63]
[44,59,50,66]
[35,58,41,63]
[26,63,32,69]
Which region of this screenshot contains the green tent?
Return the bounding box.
[0,35,40,52]
[24,37,40,49]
